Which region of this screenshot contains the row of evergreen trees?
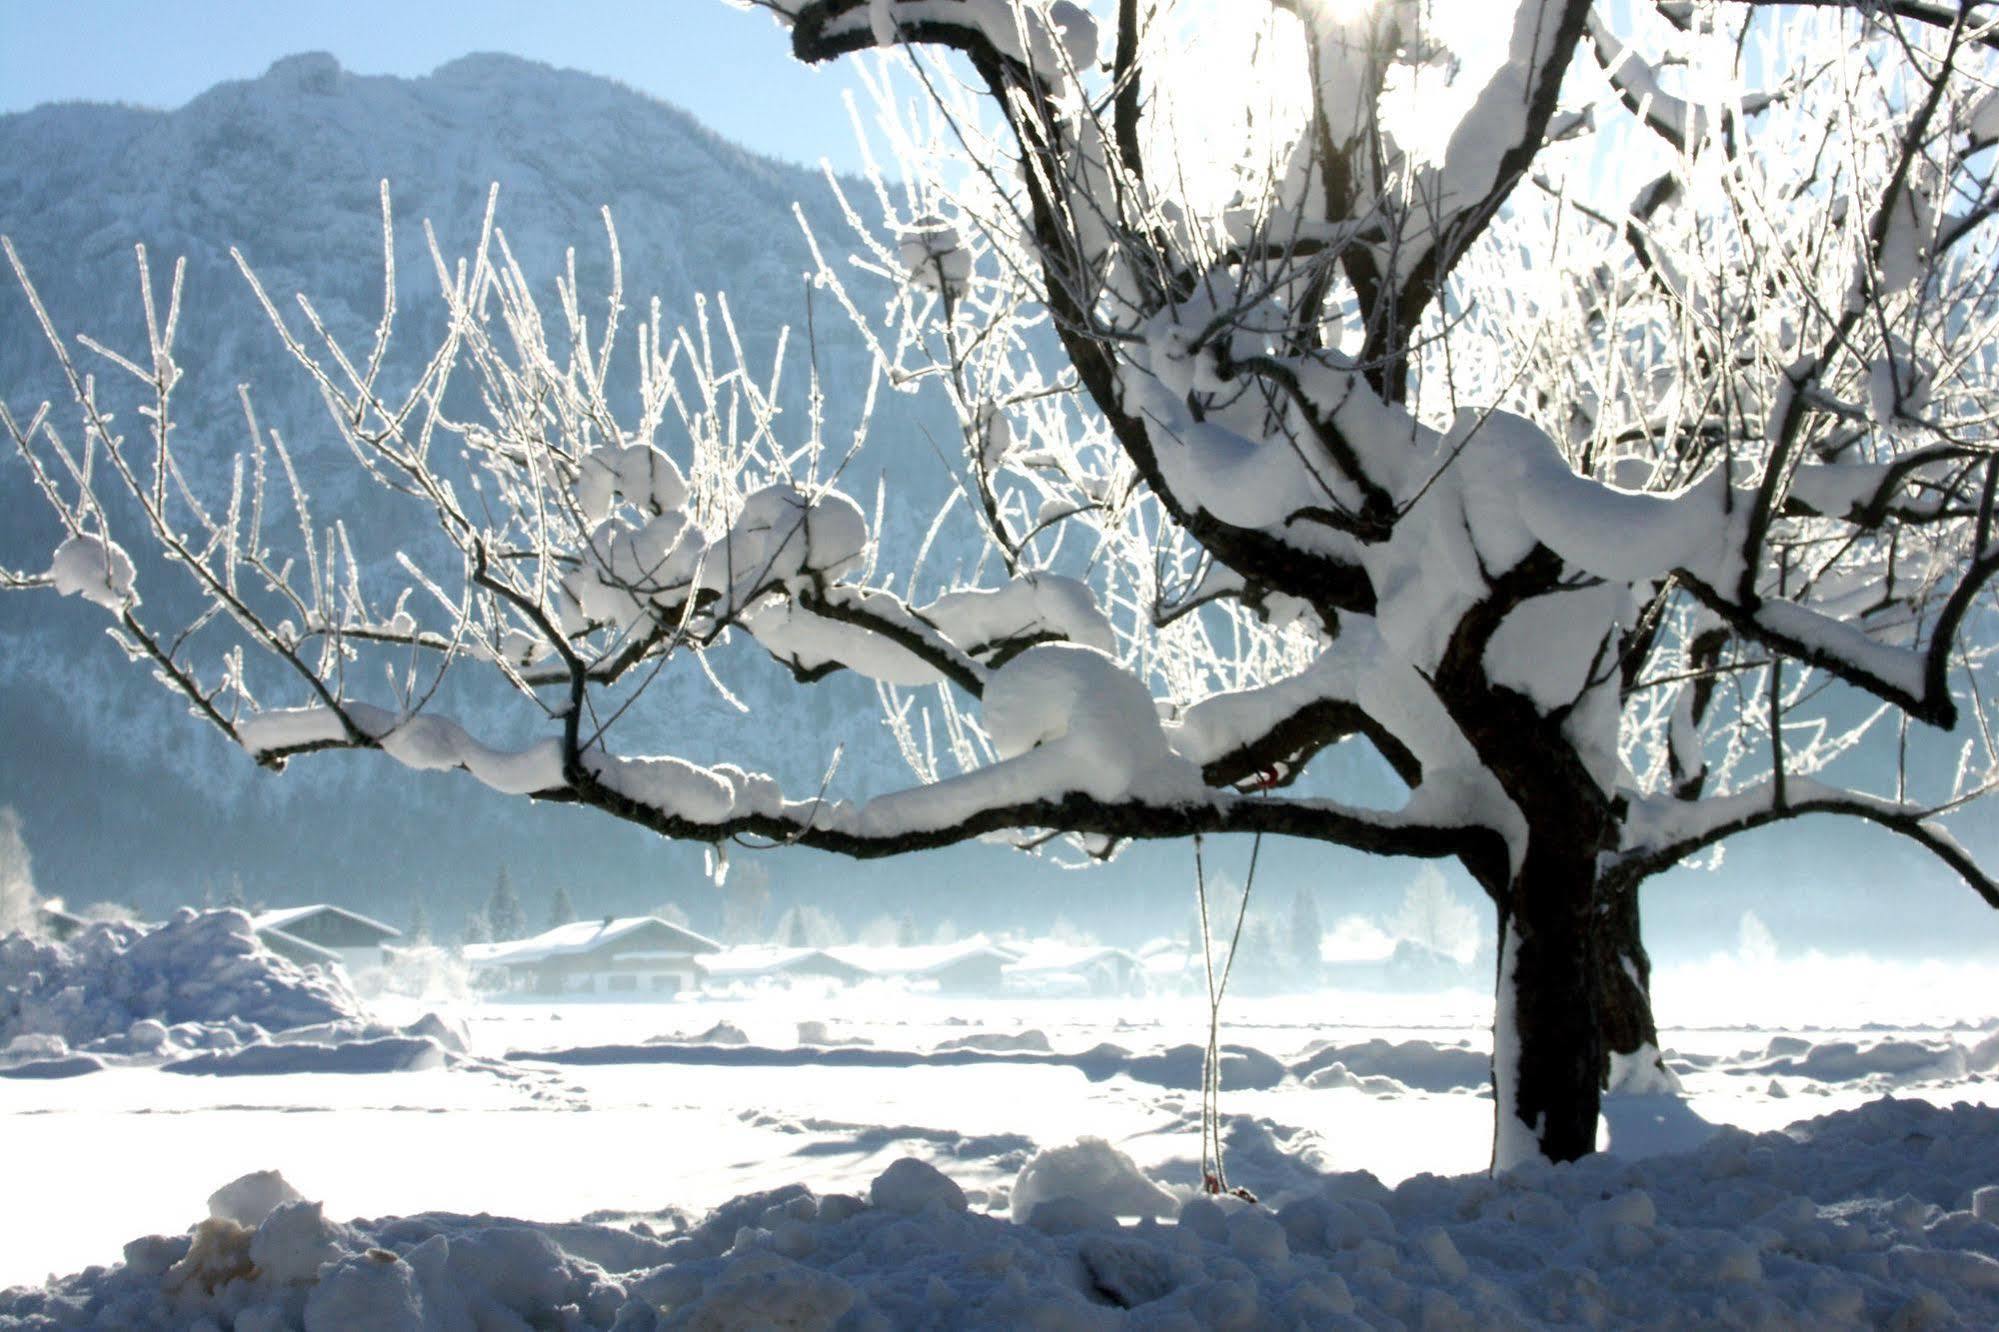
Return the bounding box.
[403,870,577,947]
[394,868,1480,965]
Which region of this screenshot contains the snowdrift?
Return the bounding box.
[514,1027,1990,1101]
[0,910,356,1057]
[3,1098,1994,1329]
[0,910,463,1077]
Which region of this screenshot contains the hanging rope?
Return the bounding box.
[1193,820,1265,1199]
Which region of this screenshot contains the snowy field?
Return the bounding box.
[4,918,1998,1326]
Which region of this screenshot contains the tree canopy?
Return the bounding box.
[6,0,1999,1164]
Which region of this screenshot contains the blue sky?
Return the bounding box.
[0,1,873,172]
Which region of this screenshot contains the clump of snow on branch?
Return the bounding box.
[982,645,1183,799]
[46,533,136,610]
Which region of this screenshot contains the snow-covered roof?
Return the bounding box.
[697,946,869,979]
[251,927,342,967]
[466,916,720,968]
[823,938,1017,977]
[37,902,87,929]
[1002,944,1139,976]
[252,904,401,941]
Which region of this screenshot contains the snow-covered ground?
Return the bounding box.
[3,928,1998,1326]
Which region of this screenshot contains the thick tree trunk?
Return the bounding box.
[1491,837,1603,1169]
[1434,547,1635,1167]
[1594,883,1667,1089]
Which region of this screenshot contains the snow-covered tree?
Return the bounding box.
[460,909,492,947]
[548,884,578,930]
[720,864,773,944]
[775,902,846,947]
[409,895,432,944]
[486,868,526,942]
[1391,867,1482,967]
[6,0,1999,1165]
[0,807,39,938]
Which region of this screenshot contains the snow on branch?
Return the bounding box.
[1612,776,1999,909]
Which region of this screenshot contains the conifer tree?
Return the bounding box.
[486,868,526,942]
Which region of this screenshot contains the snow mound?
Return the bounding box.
[8,1099,1996,1329]
[935,1028,1052,1053]
[209,1171,306,1229]
[164,1035,451,1077]
[1011,1137,1177,1224]
[0,909,361,1057]
[870,1157,967,1215]
[1292,1037,1491,1094]
[1748,1036,1968,1085]
[645,1020,749,1046]
[519,1034,1292,1092]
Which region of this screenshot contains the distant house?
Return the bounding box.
[466,916,720,996]
[36,901,87,942]
[253,905,401,973]
[697,946,872,988]
[825,939,1020,994]
[1003,944,1145,997]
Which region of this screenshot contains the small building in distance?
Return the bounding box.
[825,939,1020,994]
[1002,944,1145,997]
[467,916,721,996]
[252,905,401,974]
[697,945,872,989]
[36,901,88,942]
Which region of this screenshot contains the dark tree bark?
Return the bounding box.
[1438,548,1622,1166]
[1594,882,1664,1087]
[1494,835,1606,1167]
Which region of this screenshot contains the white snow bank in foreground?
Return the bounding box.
[0,910,359,1060]
[4,1098,1995,1329]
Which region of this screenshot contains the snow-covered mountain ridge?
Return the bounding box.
[0,52,950,920]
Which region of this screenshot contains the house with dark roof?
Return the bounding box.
[465,916,721,996]
[252,905,401,974]
[36,901,87,942]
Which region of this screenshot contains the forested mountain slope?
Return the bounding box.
[0,52,962,926]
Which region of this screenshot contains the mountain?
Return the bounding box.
[0,52,1014,934]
